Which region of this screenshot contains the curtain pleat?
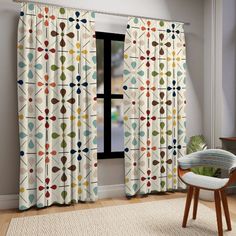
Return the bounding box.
[17,2,97,210]
[124,17,186,196]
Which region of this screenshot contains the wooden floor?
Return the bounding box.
[1,192,236,235]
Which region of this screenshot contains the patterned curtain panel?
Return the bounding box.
[124,17,186,196]
[17,3,97,210]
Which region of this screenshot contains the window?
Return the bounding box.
[96,32,125,159]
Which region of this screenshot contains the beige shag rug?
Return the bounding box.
[7,198,236,236]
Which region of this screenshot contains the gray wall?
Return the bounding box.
[222,0,236,137]
[0,0,204,195]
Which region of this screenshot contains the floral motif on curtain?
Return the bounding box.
[123,17,186,196]
[17,3,97,210]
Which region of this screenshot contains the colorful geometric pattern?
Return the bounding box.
[123,17,187,196]
[17,3,97,210]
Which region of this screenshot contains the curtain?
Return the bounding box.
[17,3,97,210]
[124,17,186,196]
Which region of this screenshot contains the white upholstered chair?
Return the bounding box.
[178,149,236,236]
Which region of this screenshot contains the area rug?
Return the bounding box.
[7,198,236,236]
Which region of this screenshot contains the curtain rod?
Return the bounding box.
[13,0,190,26]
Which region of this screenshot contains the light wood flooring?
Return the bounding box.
[1,192,236,235]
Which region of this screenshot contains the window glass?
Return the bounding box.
[97,98,104,153]
[96,39,104,94]
[111,41,124,94]
[111,99,124,152]
[96,33,124,158]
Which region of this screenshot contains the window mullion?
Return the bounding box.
[103,38,112,156]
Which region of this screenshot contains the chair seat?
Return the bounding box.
[181,172,229,190]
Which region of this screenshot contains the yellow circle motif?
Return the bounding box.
[19,187,25,193]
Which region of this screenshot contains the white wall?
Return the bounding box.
[0,0,204,195]
[0,1,20,195]
[203,0,236,147]
[222,0,236,137]
[203,0,213,146]
[203,0,223,148]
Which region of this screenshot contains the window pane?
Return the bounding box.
[111,99,124,152]
[111,41,124,94]
[96,39,104,94]
[97,99,104,153]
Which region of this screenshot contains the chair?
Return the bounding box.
[178,149,236,236]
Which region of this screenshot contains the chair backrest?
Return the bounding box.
[178,149,236,172]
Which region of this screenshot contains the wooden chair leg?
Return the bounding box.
[215,190,223,236]
[221,190,232,231]
[193,187,200,220]
[182,186,194,228]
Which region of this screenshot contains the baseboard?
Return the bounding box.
[0,194,18,210]
[226,185,236,195]
[98,184,125,199]
[0,184,125,210]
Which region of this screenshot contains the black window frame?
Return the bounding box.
[96,31,125,159]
